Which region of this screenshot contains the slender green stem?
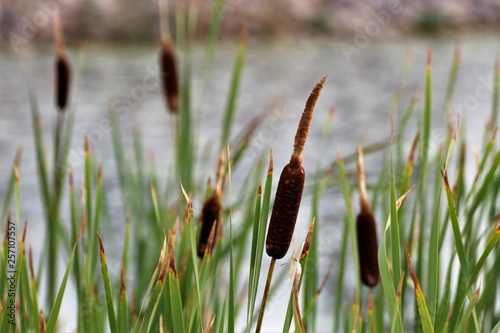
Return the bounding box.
[256,258,276,333]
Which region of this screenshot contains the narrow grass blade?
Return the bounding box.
[46,216,86,333]
[292,263,305,333]
[1,147,22,222]
[247,152,272,332]
[166,232,185,333]
[442,171,469,277]
[0,221,25,332]
[118,263,129,333]
[390,148,401,289]
[96,233,118,333]
[455,288,480,332]
[405,243,435,333]
[469,226,500,287]
[444,43,461,111]
[220,26,247,149]
[336,149,361,296]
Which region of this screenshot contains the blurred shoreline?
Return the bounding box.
[1,0,500,52]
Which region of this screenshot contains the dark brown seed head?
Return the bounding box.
[197,192,222,258]
[265,76,326,260]
[265,163,305,259]
[54,15,70,111]
[356,210,380,287]
[160,36,179,113]
[56,55,71,111]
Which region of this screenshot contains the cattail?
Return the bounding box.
[265,76,327,260]
[160,36,179,113]
[54,15,71,111]
[356,145,380,287]
[197,193,222,257]
[197,151,225,257]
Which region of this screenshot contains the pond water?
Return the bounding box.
[1,32,500,331]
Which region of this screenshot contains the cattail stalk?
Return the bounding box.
[265,76,327,259]
[356,145,380,288]
[257,76,327,333]
[255,258,276,333]
[54,14,71,112]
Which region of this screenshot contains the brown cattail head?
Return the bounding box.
[55,55,71,111]
[160,36,179,113]
[266,162,305,259]
[54,14,70,111]
[356,145,379,287]
[356,210,380,287]
[197,192,222,258]
[266,76,326,260]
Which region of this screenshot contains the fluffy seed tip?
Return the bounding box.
[291,76,327,166]
[356,145,370,212]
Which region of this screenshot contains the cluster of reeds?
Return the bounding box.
[2,2,500,333]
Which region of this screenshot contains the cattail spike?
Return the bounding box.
[197,193,222,258]
[266,77,327,260]
[356,209,380,287]
[291,76,327,167]
[355,148,380,288]
[356,145,370,212]
[266,163,305,259]
[160,36,179,113]
[54,13,71,111]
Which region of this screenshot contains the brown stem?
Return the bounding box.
[255,258,276,333]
